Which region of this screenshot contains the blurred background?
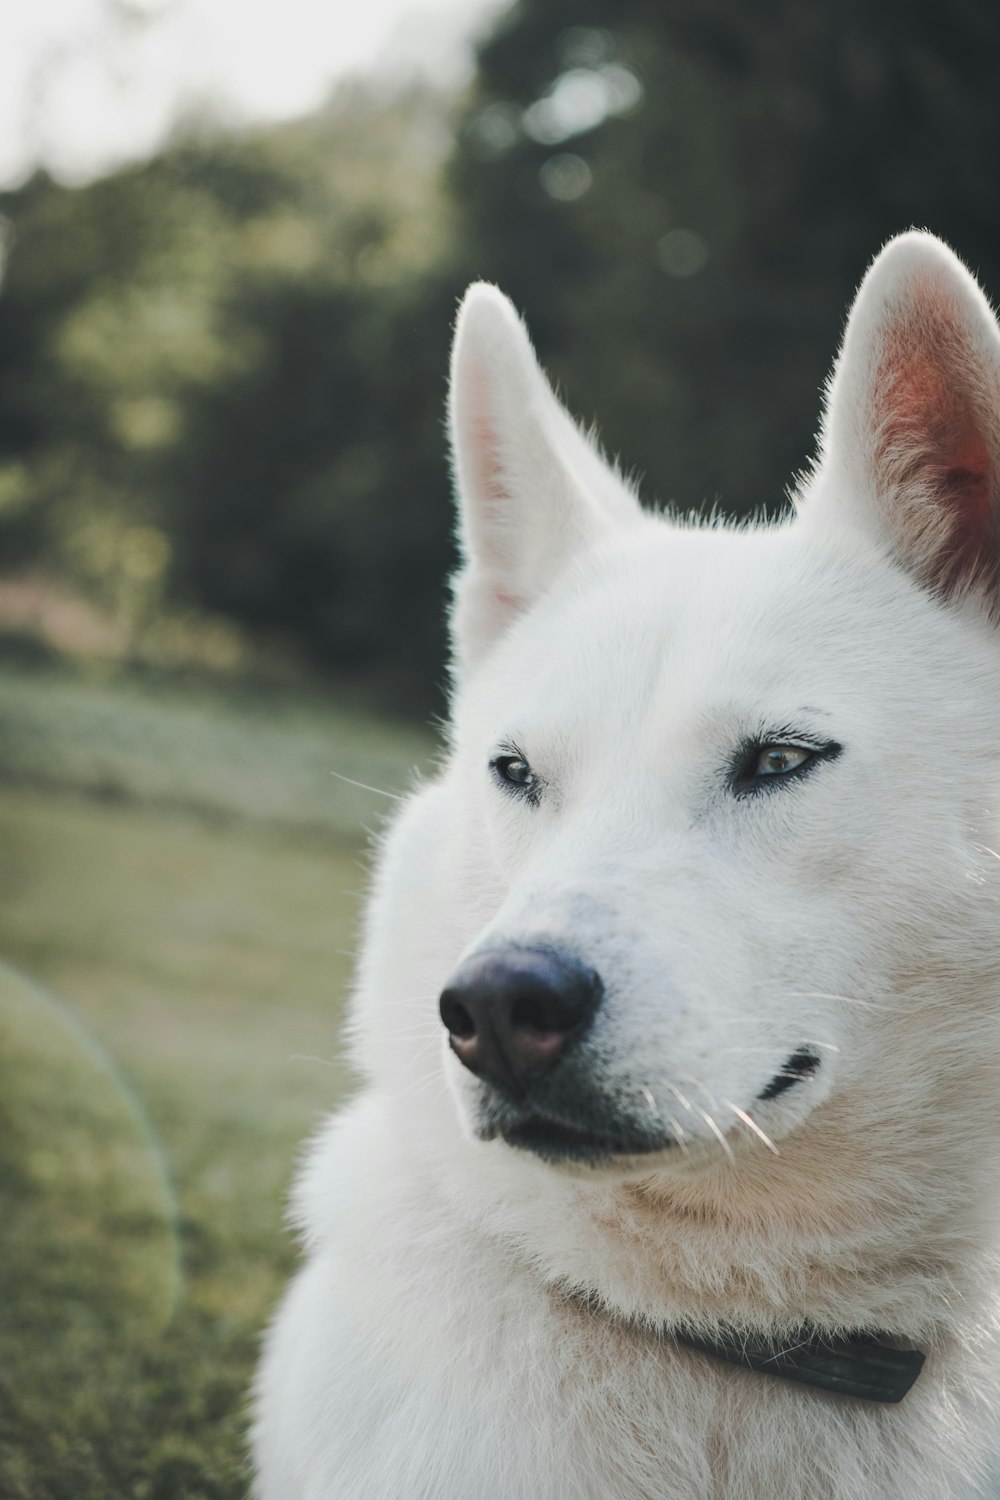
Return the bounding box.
[0,0,997,1493]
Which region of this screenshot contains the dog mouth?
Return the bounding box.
[757,1049,821,1101]
[494,1113,674,1165]
[474,1048,824,1166]
[475,1088,676,1164]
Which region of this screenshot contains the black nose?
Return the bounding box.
[439,947,602,1094]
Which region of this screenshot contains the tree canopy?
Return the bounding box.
[1,0,997,714]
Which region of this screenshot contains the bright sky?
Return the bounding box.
[0,0,505,188]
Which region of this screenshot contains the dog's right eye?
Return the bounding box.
[491,754,537,797]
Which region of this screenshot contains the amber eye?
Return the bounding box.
[491,754,537,795]
[754,745,812,778]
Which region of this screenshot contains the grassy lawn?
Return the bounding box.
[0,669,434,1497]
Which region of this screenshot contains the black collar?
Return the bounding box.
[674,1327,926,1403]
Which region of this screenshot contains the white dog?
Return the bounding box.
[253,232,1000,1499]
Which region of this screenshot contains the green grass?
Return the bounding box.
[0,671,435,1497]
[0,660,436,837]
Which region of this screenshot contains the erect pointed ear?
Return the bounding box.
[810,232,1000,604]
[448,283,641,676]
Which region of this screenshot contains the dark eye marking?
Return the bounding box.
[731,733,842,797]
[490,747,540,803]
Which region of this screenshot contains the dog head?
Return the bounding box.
[360,235,1000,1211]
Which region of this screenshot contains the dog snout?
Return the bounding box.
[439,947,602,1094]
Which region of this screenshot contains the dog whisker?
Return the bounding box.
[683,1077,723,1113]
[401,1032,445,1061]
[667,1117,691,1157]
[390,1037,446,1084]
[391,1066,448,1103]
[330,769,403,801]
[785,990,903,1013]
[694,1106,735,1162]
[724,1100,780,1156]
[667,1082,693,1114]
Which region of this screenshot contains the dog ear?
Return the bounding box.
[810,232,1000,605]
[448,283,641,674]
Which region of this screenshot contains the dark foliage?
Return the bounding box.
[451,0,1000,519]
[0,4,997,714]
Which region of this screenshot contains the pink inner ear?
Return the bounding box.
[464,364,511,510]
[459,363,526,616]
[874,315,996,590]
[943,427,992,559]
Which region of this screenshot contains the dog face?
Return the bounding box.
[360,234,1000,1188]
[442,521,998,1171]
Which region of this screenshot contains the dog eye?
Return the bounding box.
[491,754,537,795]
[754,745,812,778]
[733,735,842,796]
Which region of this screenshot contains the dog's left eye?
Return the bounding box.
[754,745,812,777]
[733,736,841,795]
[491,754,537,796]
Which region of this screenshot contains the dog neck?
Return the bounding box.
[565,1285,927,1404]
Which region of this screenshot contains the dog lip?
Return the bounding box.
[496,1113,674,1165]
[757,1048,822,1101]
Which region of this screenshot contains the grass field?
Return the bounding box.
[0,666,434,1498]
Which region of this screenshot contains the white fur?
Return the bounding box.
[253,233,1000,1499]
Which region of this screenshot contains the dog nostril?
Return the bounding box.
[440,994,476,1041]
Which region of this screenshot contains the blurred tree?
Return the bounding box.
[1,2,999,713]
[0,85,457,706]
[164,87,459,703]
[449,0,1000,519]
[172,274,456,701]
